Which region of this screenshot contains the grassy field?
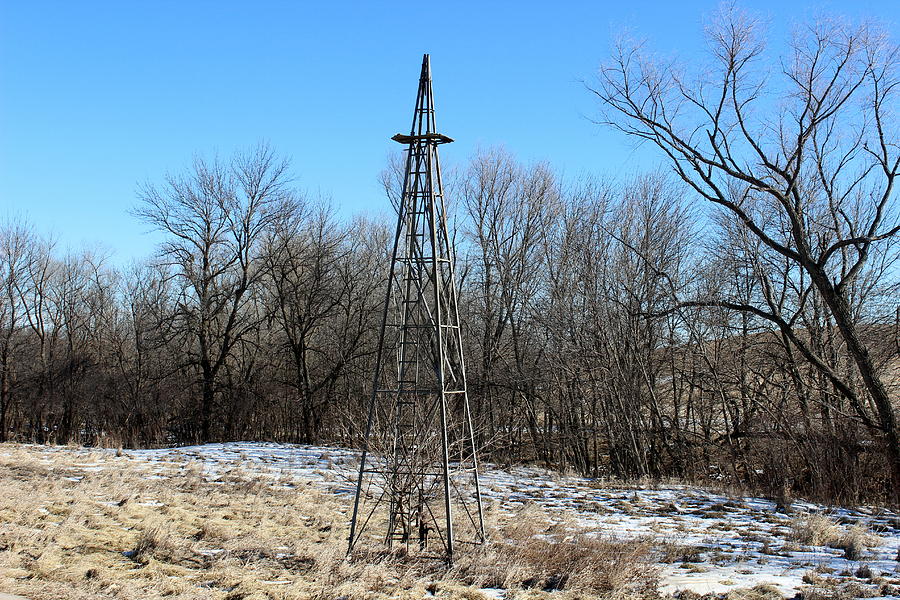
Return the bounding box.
[0,444,661,600]
[2,443,898,600]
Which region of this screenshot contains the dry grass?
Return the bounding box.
[830,524,881,561]
[799,578,892,600]
[790,514,842,546]
[789,514,881,560]
[451,506,659,594]
[674,584,785,600]
[0,444,661,600]
[725,584,784,600]
[0,445,355,599]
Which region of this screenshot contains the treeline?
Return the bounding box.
[1,145,897,504]
[3,10,900,505]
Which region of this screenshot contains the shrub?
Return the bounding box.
[855,564,872,579]
[831,525,880,561]
[791,514,840,546]
[124,523,172,562]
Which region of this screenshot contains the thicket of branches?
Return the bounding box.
[1,10,899,504]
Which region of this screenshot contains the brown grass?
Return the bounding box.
[789,514,842,546]
[789,514,881,560]
[799,578,889,600]
[830,524,881,561]
[725,584,784,600]
[453,525,658,594]
[0,444,661,600]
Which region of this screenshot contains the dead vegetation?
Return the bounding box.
[790,514,842,547]
[798,576,898,600]
[0,445,662,600]
[449,504,659,594]
[789,514,882,560]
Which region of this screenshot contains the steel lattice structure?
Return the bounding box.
[347,54,485,563]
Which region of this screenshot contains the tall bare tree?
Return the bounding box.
[593,7,900,499]
[0,221,34,441]
[136,144,295,442]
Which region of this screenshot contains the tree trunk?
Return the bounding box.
[0,363,8,443]
[816,274,900,503]
[201,367,214,443]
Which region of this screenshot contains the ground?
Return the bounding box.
[0,442,897,600]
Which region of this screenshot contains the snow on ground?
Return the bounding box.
[19,442,900,597]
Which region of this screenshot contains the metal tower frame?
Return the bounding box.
[348,54,485,563]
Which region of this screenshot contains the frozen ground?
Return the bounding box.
[23,442,900,598]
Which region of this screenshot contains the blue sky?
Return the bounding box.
[2,1,899,264]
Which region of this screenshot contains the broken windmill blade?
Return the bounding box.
[347,54,485,564]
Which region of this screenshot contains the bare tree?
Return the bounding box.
[4,132,896,503]
[135,144,295,442]
[462,148,561,462]
[593,7,900,499]
[261,201,353,441]
[0,220,34,441]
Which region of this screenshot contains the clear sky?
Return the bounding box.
[2,1,899,264]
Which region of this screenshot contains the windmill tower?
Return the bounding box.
[347,54,485,563]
